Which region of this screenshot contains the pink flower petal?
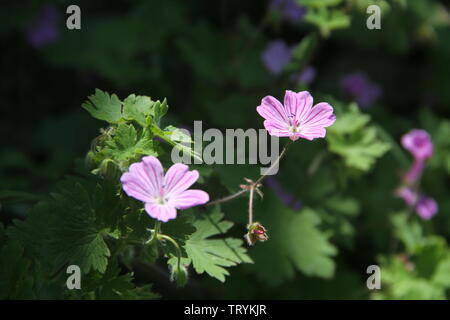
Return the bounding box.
[169,190,210,209]
[298,127,326,140]
[303,102,336,128]
[121,156,164,200]
[263,120,291,137]
[120,171,153,203]
[145,203,177,222]
[164,165,200,197]
[257,96,288,124]
[164,163,189,192]
[284,90,313,123]
[124,156,164,198]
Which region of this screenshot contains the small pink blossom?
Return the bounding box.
[396,187,418,207]
[396,187,438,220]
[416,196,438,220]
[257,90,336,141]
[401,129,433,161]
[121,156,209,222]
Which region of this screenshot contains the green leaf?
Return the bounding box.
[8,176,123,275]
[82,89,123,124]
[391,211,424,253]
[374,236,450,300]
[250,207,337,286]
[152,125,202,163]
[153,99,168,125]
[182,208,253,282]
[96,123,157,170]
[123,94,155,127]
[327,104,391,171]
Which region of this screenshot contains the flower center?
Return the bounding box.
[155,188,168,205]
[288,124,301,133]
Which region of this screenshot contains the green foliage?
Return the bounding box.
[180,208,253,282]
[2,0,450,301]
[82,89,123,124]
[7,177,119,275]
[250,206,337,286]
[327,104,391,171]
[299,0,350,37]
[92,123,157,171]
[374,236,450,300]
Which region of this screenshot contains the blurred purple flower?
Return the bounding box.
[401,129,433,161]
[401,129,433,185]
[291,65,316,85]
[396,187,438,220]
[396,187,416,207]
[265,176,301,210]
[261,40,292,76]
[270,0,307,23]
[26,5,60,48]
[340,72,382,108]
[416,196,438,220]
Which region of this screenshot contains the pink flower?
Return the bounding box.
[121,156,209,222]
[257,90,336,141]
[401,129,433,161]
[396,187,438,220]
[416,196,438,220]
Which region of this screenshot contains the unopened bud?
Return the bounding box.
[170,263,188,287]
[245,222,268,245]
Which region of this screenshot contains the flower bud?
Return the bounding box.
[245,222,268,245]
[170,263,188,287]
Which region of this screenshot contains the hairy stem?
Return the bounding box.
[248,185,255,225]
[157,234,182,270]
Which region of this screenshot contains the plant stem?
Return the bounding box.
[206,140,293,207]
[248,185,255,225]
[146,220,161,244]
[157,234,182,270]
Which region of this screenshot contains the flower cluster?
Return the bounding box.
[121,90,335,245]
[396,129,438,220]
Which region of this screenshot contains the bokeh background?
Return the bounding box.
[2,0,450,299]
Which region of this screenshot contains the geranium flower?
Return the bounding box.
[340,72,382,108]
[261,40,292,76]
[401,129,433,185]
[257,90,336,141]
[416,196,438,220]
[121,156,209,222]
[401,129,433,161]
[396,187,438,220]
